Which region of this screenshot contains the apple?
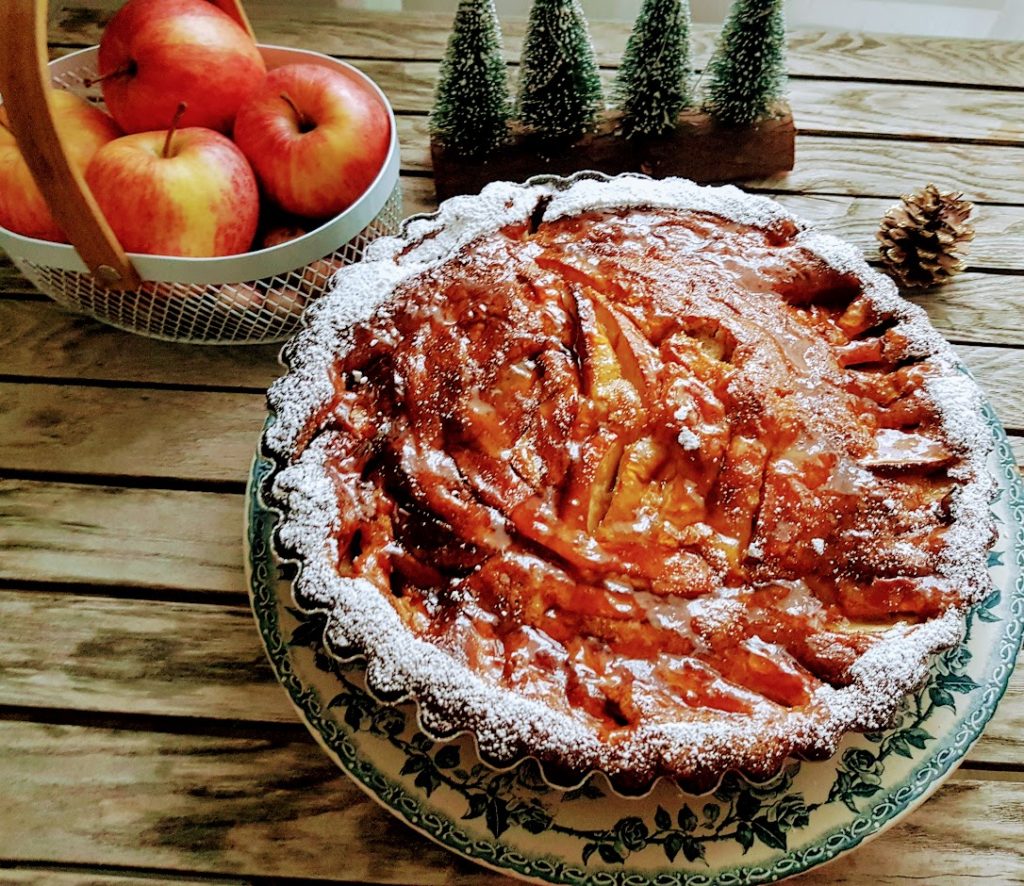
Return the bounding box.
[260,222,309,249]
[219,280,307,325]
[233,64,390,218]
[96,0,266,134]
[258,221,343,299]
[84,107,259,257]
[0,89,121,242]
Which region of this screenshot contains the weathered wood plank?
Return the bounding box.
[0,720,507,885]
[0,589,1019,767]
[0,480,244,594]
[0,383,266,484]
[0,870,229,886]
[2,442,1022,596]
[776,30,1024,92]
[0,300,283,387]
[333,61,1024,145]
[0,590,286,723]
[0,719,1020,883]
[52,4,1024,89]
[0,343,1020,485]
[0,257,47,298]
[401,174,439,218]
[393,116,1024,204]
[771,196,1024,273]
[3,206,1022,391]
[1009,436,1024,467]
[4,197,1019,304]
[787,79,1024,144]
[956,345,1024,431]
[752,137,1024,204]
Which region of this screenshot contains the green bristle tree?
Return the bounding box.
[614,0,694,138]
[703,0,787,126]
[429,0,512,156]
[516,0,603,141]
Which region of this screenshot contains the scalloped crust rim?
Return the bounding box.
[261,172,996,793]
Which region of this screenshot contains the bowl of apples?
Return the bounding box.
[0,0,401,344]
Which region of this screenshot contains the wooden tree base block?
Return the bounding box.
[432,105,795,202]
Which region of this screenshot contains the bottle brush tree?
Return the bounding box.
[430,0,512,156]
[516,0,603,142]
[614,0,694,138]
[703,0,787,126]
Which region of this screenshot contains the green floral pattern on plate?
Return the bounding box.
[246,402,1023,885]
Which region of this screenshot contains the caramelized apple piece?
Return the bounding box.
[706,435,769,567]
[770,258,860,307]
[599,437,668,531]
[847,362,933,407]
[836,338,884,367]
[861,428,954,469]
[535,247,615,295]
[711,636,819,708]
[657,656,761,714]
[662,326,733,387]
[736,584,880,685]
[564,637,624,728]
[390,433,509,551]
[448,444,535,517]
[835,294,881,339]
[836,576,958,619]
[656,461,707,536]
[558,428,623,531]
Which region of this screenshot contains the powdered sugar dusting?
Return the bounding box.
[543,174,799,232]
[262,173,997,788]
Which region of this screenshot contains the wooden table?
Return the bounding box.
[1,5,1022,884]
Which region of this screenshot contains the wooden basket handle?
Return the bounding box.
[0,0,254,291]
[0,0,140,289]
[211,0,257,39]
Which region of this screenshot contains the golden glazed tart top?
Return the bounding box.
[264,175,995,789]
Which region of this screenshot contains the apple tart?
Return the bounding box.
[263,174,996,790]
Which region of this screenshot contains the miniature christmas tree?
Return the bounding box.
[703,0,786,126]
[614,0,694,138]
[516,0,603,142]
[430,0,512,156]
[430,0,794,199]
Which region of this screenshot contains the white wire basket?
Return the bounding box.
[0,43,402,345]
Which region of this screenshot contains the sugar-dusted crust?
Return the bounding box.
[262,173,996,791]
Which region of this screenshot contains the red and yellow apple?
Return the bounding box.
[0,89,121,242]
[257,220,343,297]
[260,222,308,249]
[85,121,259,257]
[233,64,390,218]
[97,0,266,134]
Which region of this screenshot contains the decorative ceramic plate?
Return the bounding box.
[246,394,1023,885]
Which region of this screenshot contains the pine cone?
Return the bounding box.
[876,184,975,288]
